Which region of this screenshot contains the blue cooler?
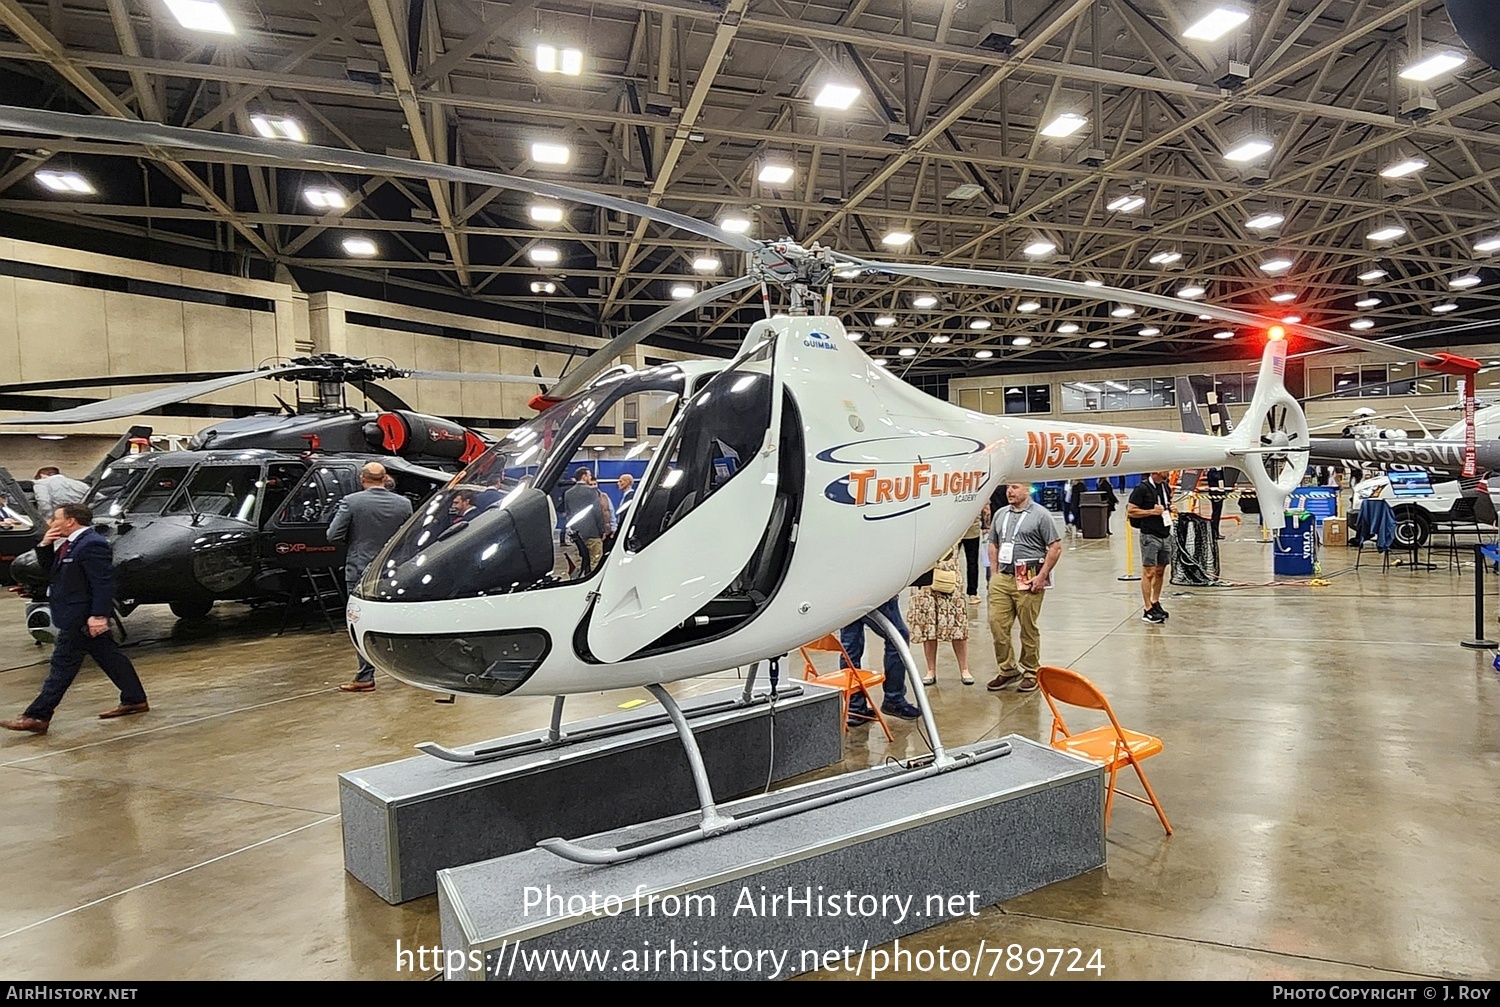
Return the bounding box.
[1274,510,1317,577]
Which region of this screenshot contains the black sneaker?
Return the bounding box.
[1142,609,1166,624]
[881,699,923,721]
[846,703,874,728]
[1151,602,1169,620]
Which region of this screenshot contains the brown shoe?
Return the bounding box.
[98,702,150,719]
[1,716,50,734]
[987,670,1022,692]
[339,680,376,693]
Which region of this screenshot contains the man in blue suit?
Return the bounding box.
[2,504,148,735]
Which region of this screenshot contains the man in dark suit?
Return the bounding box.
[1,503,148,735]
[327,462,413,692]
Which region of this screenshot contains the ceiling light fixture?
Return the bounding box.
[1246,211,1285,230]
[874,359,888,367]
[898,347,918,357]
[1213,330,1235,340]
[974,350,994,359]
[1355,296,1382,309]
[1260,256,1294,274]
[1270,291,1298,304]
[875,315,897,327]
[913,294,938,308]
[535,45,584,76]
[1022,239,1058,257]
[1432,302,1460,313]
[691,256,721,272]
[1367,224,1406,242]
[1088,340,1108,349]
[528,245,561,265]
[1450,273,1483,289]
[164,0,234,34]
[946,183,985,200]
[1057,322,1080,334]
[530,281,557,295]
[1083,278,1105,288]
[1138,327,1161,337]
[1399,50,1467,82]
[1380,157,1428,179]
[1222,137,1273,162]
[530,141,571,165]
[720,215,751,234]
[1106,194,1146,213]
[1148,250,1183,266]
[1177,282,1207,299]
[34,170,94,194]
[1111,305,1136,318]
[1012,336,1033,346]
[846,331,863,341]
[1016,300,1042,313]
[1182,6,1250,42]
[969,319,992,330]
[670,284,694,299]
[1039,112,1088,138]
[1350,319,1376,330]
[814,83,861,110]
[757,162,794,184]
[304,187,346,210]
[1473,236,1500,254]
[250,114,305,142]
[1358,267,1390,282]
[528,202,564,223]
[881,231,913,247]
[341,236,377,257]
[931,334,951,344]
[1282,315,1302,324]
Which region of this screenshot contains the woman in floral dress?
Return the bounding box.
[909,543,971,686]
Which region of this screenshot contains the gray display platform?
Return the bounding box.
[437,736,1105,981]
[341,683,844,903]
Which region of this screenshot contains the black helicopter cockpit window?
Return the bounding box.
[124,465,193,515]
[356,366,686,603]
[628,340,773,555]
[165,465,263,522]
[278,465,359,525]
[88,464,151,518]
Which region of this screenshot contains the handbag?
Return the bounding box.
[930,566,959,594]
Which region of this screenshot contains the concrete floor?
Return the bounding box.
[0,521,1497,980]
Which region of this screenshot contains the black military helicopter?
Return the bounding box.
[1,354,550,625]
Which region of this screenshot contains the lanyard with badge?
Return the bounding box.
[997,507,1034,587]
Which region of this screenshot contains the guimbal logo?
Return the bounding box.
[801,330,838,351]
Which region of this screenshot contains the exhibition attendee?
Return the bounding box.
[1204,466,1227,540]
[909,543,972,686]
[327,462,414,692]
[616,473,636,512]
[842,596,922,724]
[960,509,983,604]
[986,482,1062,696]
[1,504,148,735]
[563,467,606,577]
[32,467,89,518]
[1099,477,1119,534]
[1128,471,1175,623]
[0,494,32,529]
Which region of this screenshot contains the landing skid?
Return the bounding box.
[538,610,1012,865]
[415,674,804,765]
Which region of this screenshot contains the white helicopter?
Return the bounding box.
[0,106,1479,866]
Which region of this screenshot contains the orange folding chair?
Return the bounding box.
[799,634,893,741]
[1036,665,1172,835]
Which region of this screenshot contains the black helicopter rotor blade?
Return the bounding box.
[0,370,244,395]
[402,370,559,385]
[360,382,414,413]
[0,365,316,425]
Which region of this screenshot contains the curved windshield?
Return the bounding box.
[357,366,686,602]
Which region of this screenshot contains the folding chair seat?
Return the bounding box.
[1036,665,1172,835]
[799,634,893,741]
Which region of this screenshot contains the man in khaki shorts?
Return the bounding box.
[986,482,1062,695]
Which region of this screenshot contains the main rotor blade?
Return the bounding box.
[0,366,315,425]
[0,371,243,395]
[360,382,413,413]
[846,258,1449,366]
[546,274,760,402]
[403,370,558,385]
[0,106,761,254]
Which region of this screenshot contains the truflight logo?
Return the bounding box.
[802,330,838,351]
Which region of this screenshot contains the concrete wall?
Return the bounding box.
[0,239,693,476]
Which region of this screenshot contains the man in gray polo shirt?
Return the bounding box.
[986,482,1062,695]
